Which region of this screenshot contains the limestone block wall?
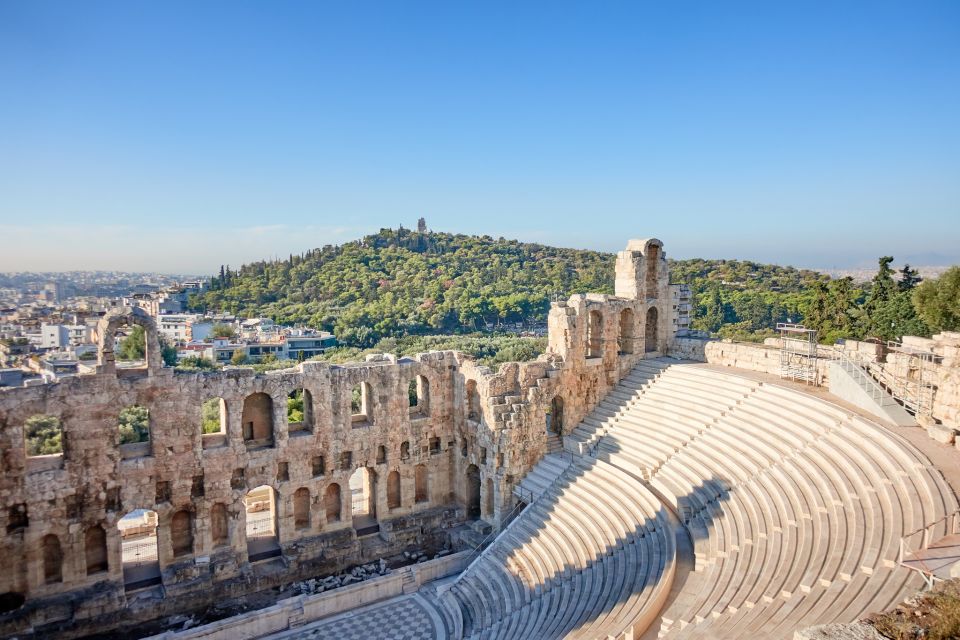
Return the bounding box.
[0,237,679,637]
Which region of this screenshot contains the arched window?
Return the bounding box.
[618,308,635,354]
[376,445,387,464]
[349,467,377,521]
[242,393,274,448]
[387,471,401,509]
[645,307,659,353]
[244,486,279,561]
[400,441,410,461]
[293,488,311,530]
[466,380,481,422]
[287,389,313,434]
[325,484,342,523]
[118,509,159,588]
[25,414,63,456]
[587,310,603,358]
[351,382,373,425]
[409,376,430,415]
[415,465,429,504]
[85,525,108,575]
[170,510,193,557]
[211,503,229,548]
[42,534,63,584]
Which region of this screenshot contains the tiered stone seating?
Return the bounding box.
[579,359,957,640]
[443,456,676,639]
[439,358,956,640]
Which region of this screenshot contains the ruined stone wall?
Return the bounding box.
[0,237,677,637]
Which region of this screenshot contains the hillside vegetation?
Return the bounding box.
[192,228,959,348]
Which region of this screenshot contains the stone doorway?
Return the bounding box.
[466,464,482,520]
[118,509,161,591]
[245,485,280,561]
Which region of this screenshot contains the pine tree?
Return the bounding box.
[899,264,922,291]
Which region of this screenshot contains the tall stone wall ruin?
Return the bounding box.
[0,238,676,638]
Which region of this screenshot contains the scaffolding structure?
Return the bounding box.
[777,323,818,384]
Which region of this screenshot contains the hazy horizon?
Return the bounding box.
[2,2,958,274]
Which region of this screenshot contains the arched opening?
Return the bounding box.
[210,503,229,548]
[118,509,160,590]
[201,398,227,449]
[241,393,274,448]
[244,486,279,561]
[349,467,378,534]
[466,464,481,520]
[486,482,495,516]
[587,309,603,358]
[548,396,564,435]
[415,464,429,504]
[324,483,342,523]
[619,308,635,354]
[118,404,150,458]
[351,382,373,425]
[465,379,481,422]
[376,445,387,464]
[84,525,108,575]
[42,534,63,584]
[387,471,401,510]
[645,244,660,298]
[170,510,193,557]
[287,389,313,434]
[408,375,430,415]
[400,441,410,461]
[645,307,659,353]
[293,488,311,530]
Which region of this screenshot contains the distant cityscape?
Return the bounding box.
[0,271,336,387]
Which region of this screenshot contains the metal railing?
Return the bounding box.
[899,508,960,564]
[827,348,901,409]
[460,487,536,577]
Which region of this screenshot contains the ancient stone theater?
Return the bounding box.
[2,238,960,640]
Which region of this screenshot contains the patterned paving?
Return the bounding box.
[267,594,441,640]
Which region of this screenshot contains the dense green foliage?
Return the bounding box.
[118,405,150,444]
[193,228,953,348]
[287,389,304,424]
[117,325,178,366]
[200,398,222,434]
[25,414,63,456]
[176,356,218,371]
[313,334,547,368]
[913,267,960,333]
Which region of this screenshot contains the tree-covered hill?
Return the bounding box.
[193,227,959,347]
[192,228,834,347]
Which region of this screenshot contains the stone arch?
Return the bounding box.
[245,486,280,561]
[42,534,63,584]
[210,503,229,548]
[376,445,387,464]
[349,467,377,520]
[118,404,150,448]
[400,441,410,461]
[293,488,311,530]
[325,483,342,523]
[96,308,162,374]
[117,509,159,589]
[409,375,430,415]
[646,307,659,353]
[549,396,564,435]
[466,464,481,520]
[619,308,635,354]
[200,397,227,435]
[415,464,429,504]
[84,524,108,575]
[241,392,274,447]
[387,470,401,509]
[587,309,603,358]
[170,510,193,557]
[465,379,481,422]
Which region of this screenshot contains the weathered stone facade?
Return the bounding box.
[0,238,675,638]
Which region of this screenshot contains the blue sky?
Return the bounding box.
[1,1,958,273]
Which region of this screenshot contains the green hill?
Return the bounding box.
[192,228,837,347]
